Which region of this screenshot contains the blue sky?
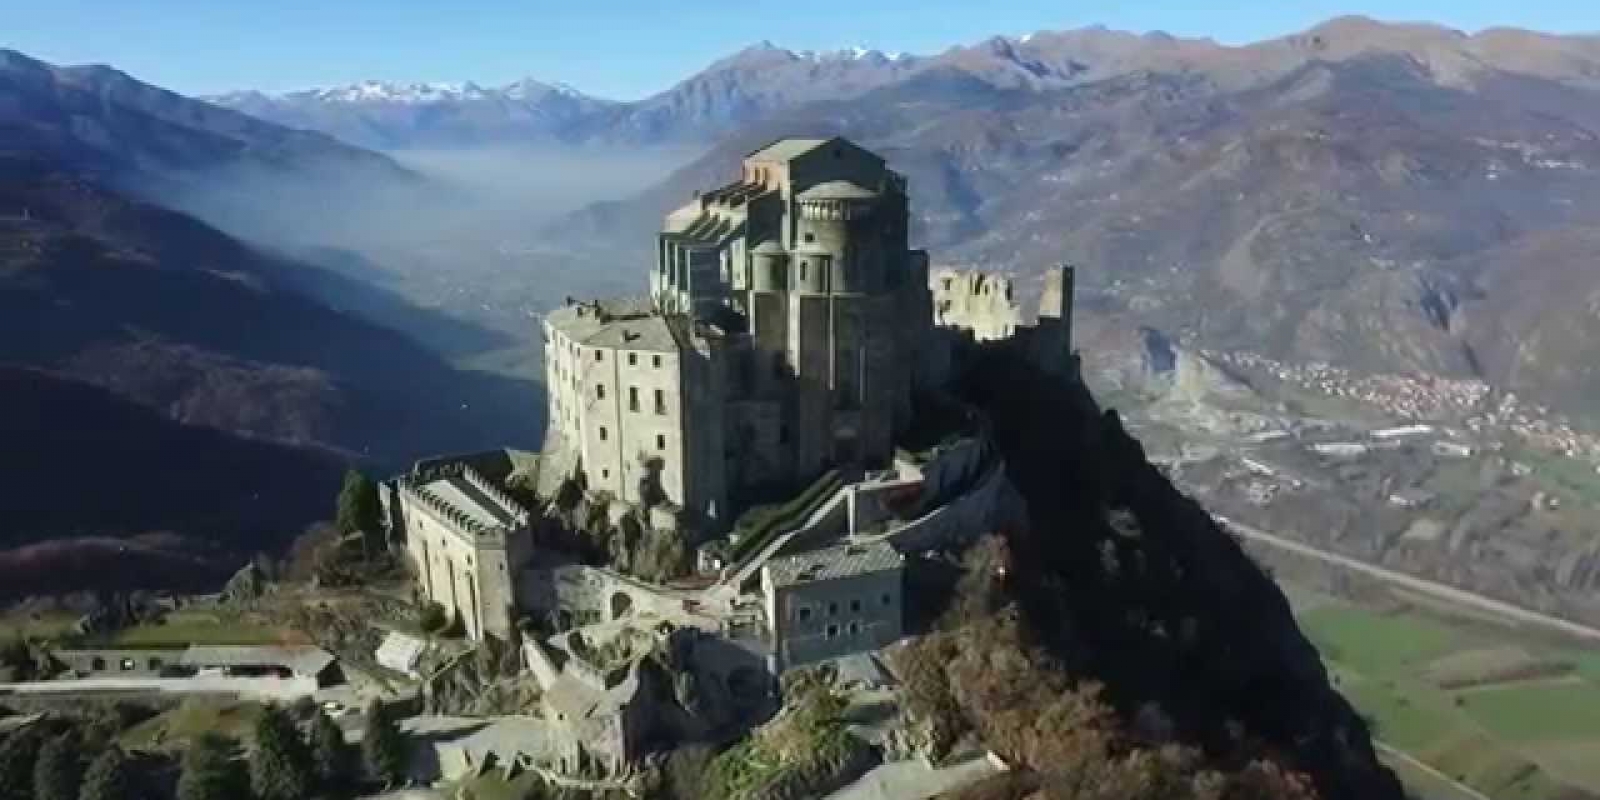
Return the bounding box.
[4,0,1598,99]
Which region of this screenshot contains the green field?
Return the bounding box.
[1338,674,1458,752]
[0,610,80,641]
[1460,681,1600,741]
[108,610,297,648]
[1295,593,1600,800]
[1301,606,1459,674]
[121,698,265,751]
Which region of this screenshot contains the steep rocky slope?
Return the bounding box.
[0,156,540,464]
[0,366,344,598]
[953,347,1404,800]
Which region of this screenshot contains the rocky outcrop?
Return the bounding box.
[218,561,270,607]
[420,637,535,716]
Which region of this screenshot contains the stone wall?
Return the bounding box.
[884,459,1020,554]
[518,565,691,623]
[930,268,1023,342]
[52,648,181,676]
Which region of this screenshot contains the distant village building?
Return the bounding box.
[1312,442,1370,458]
[1388,488,1437,509]
[1432,440,1475,459]
[1371,424,1435,440]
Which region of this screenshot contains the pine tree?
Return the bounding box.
[248,706,312,800]
[0,728,43,800]
[360,698,407,788]
[335,470,380,539]
[176,734,242,800]
[309,711,354,790]
[76,747,130,800]
[33,733,81,800]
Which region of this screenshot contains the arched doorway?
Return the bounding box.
[610,591,634,620]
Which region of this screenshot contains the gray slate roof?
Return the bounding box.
[765,541,903,587]
[180,645,335,676]
[375,631,429,675]
[746,138,832,162]
[546,300,684,354]
[421,475,518,528]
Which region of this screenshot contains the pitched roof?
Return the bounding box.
[180,645,335,676]
[746,137,833,162]
[764,541,903,587]
[545,301,685,354]
[375,631,429,674]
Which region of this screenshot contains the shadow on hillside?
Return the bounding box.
[954,347,1404,800]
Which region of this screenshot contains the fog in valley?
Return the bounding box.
[147,144,698,376]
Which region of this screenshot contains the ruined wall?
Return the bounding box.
[518,565,689,622]
[930,268,1024,342]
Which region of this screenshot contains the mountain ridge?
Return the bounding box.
[204,17,1600,149]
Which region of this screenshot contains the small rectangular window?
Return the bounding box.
[654,389,667,415]
[657,434,666,450]
[629,387,640,412]
[798,607,812,622]
[628,353,638,366]
[826,624,839,639]
[652,355,662,368]
[850,599,861,613]
[599,426,608,441]
[594,349,603,362]
[596,384,606,400]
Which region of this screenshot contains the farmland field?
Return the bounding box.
[1459,680,1600,741]
[1292,585,1600,800]
[1300,606,1459,673]
[109,610,301,648]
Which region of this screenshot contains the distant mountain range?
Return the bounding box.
[207,19,1600,150]
[0,48,409,185]
[543,17,1600,423]
[0,50,541,586]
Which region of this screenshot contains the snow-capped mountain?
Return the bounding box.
[207,43,931,149]
[206,78,619,150]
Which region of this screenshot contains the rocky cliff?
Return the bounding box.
[950,346,1403,800]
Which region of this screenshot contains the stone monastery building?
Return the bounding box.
[381,137,1078,782]
[542,137,936,533]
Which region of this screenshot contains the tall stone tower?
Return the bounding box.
[1034,264,1076,376]
[655,137,931,490]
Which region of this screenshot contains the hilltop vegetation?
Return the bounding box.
[941,349,1403,800]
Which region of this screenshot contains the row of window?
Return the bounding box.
[794,593,893,623]
[595,426,669,452]
[552,333,665,369]
[823,621,864,639]
[590,348,665,368]
[88,656,163,671]
[595,385,669,415]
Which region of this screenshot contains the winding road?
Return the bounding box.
[1214,515,1600,645]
